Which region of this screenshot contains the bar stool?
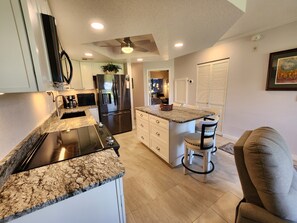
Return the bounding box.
[182,118,218,182]
[195,116,219,154]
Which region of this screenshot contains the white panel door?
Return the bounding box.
[174,78,188,104]
[196,64,211,107]
[196,59,229,134]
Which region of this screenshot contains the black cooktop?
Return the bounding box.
[14,124,119,173]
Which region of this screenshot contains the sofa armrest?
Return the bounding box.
[236,203,295,223]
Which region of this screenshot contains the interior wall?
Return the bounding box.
[174,21,297,156]
[143,60,174,105]
[0,92,55,160]
[131,63,144,108]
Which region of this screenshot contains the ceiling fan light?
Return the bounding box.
[121,46,134,54]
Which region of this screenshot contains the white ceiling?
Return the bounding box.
[48,0,297,63]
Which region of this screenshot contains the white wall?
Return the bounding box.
[143,60,174,105]
[0,92,55,159]
[175,21,297,155]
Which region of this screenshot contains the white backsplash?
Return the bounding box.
[0,92,55,160]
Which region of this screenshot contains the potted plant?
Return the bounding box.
[101,63,122,74]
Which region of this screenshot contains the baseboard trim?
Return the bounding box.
[222,134,239,142]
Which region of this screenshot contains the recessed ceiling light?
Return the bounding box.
[174,42,183,48]
[91,22,104,30]
[85,52,93,57]
[0,93,5,95]
[137,58,143,62]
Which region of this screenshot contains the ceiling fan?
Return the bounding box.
[92,34,158,55]
[119,37,134,54]
[116,37,153,54]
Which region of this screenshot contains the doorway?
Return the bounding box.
[148,70,169,105]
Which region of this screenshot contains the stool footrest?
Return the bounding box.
[181,154,215,174]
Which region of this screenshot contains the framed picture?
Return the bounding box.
[266,48,297,91]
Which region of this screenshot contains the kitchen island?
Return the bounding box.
[136,105,212,167]
[0,107,125,223]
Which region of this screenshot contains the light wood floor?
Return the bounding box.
[114,130,242,223]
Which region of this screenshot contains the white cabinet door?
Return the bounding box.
[20,0,53,91]
[0,0,37,93]
[69,60,83,89]
[80,62,95,89]
[92,62,104,75]
[10,178,126,223]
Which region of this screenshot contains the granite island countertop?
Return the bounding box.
[136,105,213,123]
[0,106,125,223]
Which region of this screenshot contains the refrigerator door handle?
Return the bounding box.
[112,79,117,106]
[114,80,119,105]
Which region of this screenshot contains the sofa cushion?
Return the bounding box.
[243,127,297,221]
[234,130,264,207]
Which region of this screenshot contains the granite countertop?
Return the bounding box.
[136,105,213,123]
[43,106,97,133]
[0,106,125,223]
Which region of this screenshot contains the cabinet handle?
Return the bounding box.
[141,124,144,127]
[156,120,160,124]
[156,146,160,151]
[140,114,143,117]
[156,132,160,136]
[141,136,144,140]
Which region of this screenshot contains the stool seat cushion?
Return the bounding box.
[184,133,213,149]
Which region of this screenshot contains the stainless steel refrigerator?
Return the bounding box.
[95,74,132,135]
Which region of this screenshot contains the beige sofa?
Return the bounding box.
[234,127,297,223]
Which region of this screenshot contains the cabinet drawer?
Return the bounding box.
[150,138,169,162]
[149,115,169,129]
[137,130,149,147]
[136,110,149,121]
[150,124,169,143]
[137,119,149,131]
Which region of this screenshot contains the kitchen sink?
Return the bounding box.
[60,111,86,119]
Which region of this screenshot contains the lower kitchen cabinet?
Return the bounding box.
[136,110,196,167]
[136,110,150,147]
[10,178,126,223]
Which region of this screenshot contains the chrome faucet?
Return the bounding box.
[55,95,66,117]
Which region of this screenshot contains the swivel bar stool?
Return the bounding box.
[182,118,218,182]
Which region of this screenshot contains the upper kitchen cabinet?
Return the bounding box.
[80,62,94,89]
[80,62,125,90]
[69,60,83,89]
[0,0,53,93]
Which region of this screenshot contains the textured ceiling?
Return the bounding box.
[48,0,244,62]
[48,0,297,63]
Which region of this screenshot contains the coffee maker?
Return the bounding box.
[63,95,77,108]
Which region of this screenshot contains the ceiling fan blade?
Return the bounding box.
[134,46,149,52]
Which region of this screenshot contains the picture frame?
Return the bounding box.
[266,48,297,91]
